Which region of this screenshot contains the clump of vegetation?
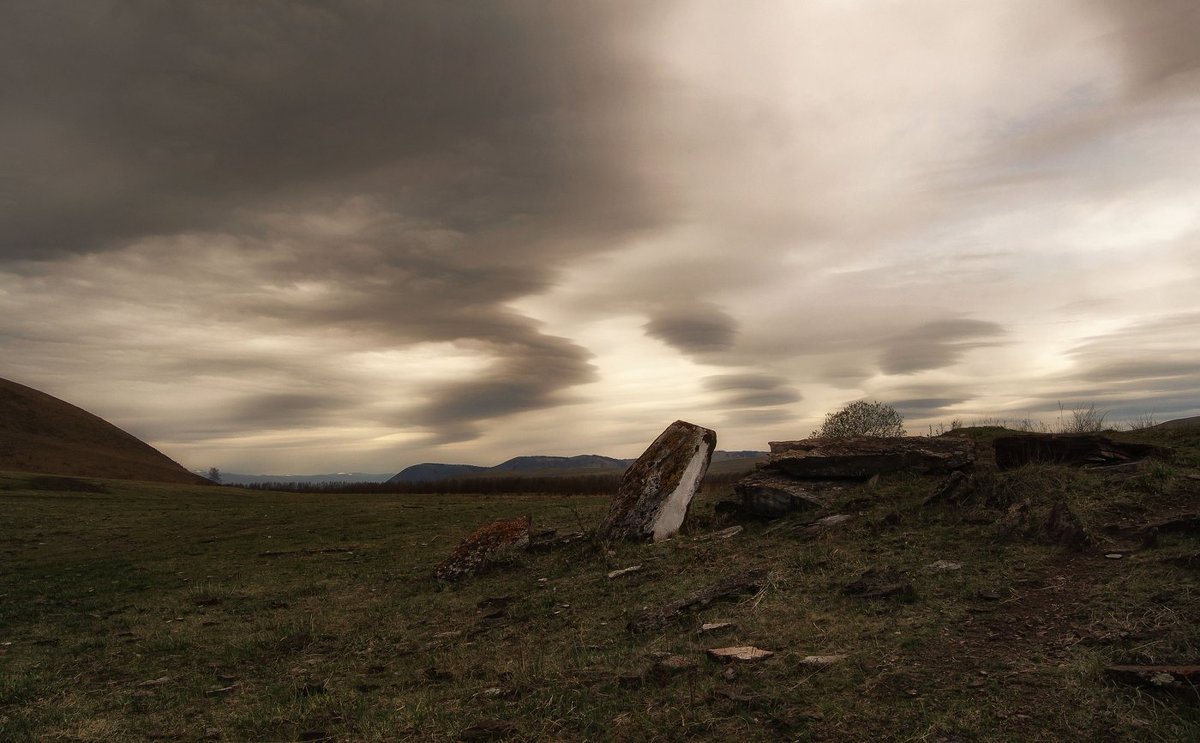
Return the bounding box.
[1057,402,1109,433]
[811,400,906,438]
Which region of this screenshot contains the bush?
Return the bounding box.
[811,400,906,438]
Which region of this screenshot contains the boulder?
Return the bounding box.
[733,472,843,518]
[765,437,976,479]
[596,420,716,542]
[434,516,531,581]
[993,434,1171,470]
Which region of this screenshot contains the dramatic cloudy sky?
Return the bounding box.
[2,1,1198,474]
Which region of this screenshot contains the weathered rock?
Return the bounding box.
[1105,664,1200,691]
[923,470,975,507]
[596,420,716,542]
[459,718,519,740]
[842,568,915,601]
[699,622,735,634]
[606,565,643,580]
[434,516,531,581]
[993,434,1171,470]
[765,437,976,479]
[628,569,768,633]
[733,472,843,518]
[1042,501,1091,550]
[798,654,846,668]
[766,513,853,538]
[707,646,774,662]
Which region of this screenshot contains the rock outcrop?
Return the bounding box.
[993,434,1171,470]
[767,437,977,478]
[596,420,716,542]
[731,436,978,519]
[732,472,843,519]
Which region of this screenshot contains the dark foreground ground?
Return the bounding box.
[2,428,1198,741]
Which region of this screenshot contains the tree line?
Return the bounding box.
[235,468,751,495]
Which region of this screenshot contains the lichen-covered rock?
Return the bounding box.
[434,515,531,581]
[766,437,976,479]
[596,420,716,542]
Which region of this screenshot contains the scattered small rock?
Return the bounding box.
[607,565,643,580]
[699,621,735,634]
[798,654,846,668]
[842,568,915,601]
[706,646,774,663]
[471,687,509,700]
[627,569,768,633]
[1104,553,1124,560]
[925,560,962,572]
[459,718,519,740]
[1105,664,1200,691]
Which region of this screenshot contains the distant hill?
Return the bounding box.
[1147,415,1200,431]
[0,377,208,484]
[388,450,767,484]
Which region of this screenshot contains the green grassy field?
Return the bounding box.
[2,431,1198,741]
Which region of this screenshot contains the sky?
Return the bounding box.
[2,1,1199,475]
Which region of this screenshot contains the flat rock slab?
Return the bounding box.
[707,646,774,663]
[596,420,716,542]
[994,434,1171,470]
[766,437,976,479]
[434,516,531,581]
[733,472,844,518]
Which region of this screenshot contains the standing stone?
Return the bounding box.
[596,420,716,542]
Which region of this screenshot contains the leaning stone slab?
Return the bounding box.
[434,515,531,581]
[733,472,842,518]
[596,420,716,542]
[766,437,976,479]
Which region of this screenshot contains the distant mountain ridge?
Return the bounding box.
[0,376,207,484]
[387,450,766,484]
[215,472,395,486]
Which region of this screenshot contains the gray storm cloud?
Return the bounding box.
[0,1,1197,471]
[0,1,667,449]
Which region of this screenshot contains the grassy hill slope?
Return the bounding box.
[0,377,206,484]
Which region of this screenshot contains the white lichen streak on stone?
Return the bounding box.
[652,443,709,541]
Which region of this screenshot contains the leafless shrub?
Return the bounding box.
[1056,402,1108,433]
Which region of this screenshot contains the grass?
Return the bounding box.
[1,428,1198,741]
